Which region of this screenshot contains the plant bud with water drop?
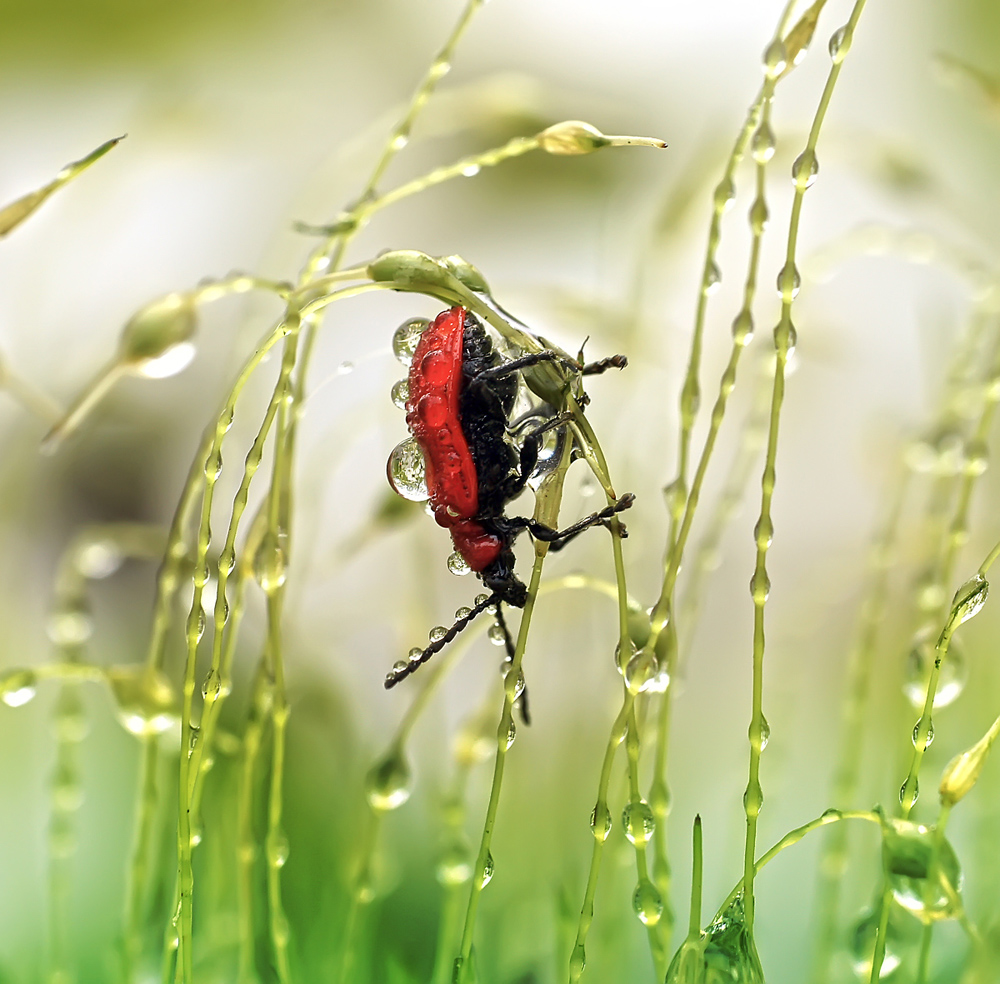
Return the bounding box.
[365,747,412,812]
[119,293,198,379]
[107,665,179,736]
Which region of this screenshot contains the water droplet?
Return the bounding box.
[390,379,409,409]
[912,717,934,750]
[52,764,84,812]
[622,800,656,846]
[437,843,472,885]
[749,569,770,605]
[503,667,525,703]
[791,149,819,190]
[749,196,769,236]
[120,293,198,378]
[829,25,852,64]
[201,668,229,702]
[75,539,123,579]
[899,776,919,810]
[644,657,670,694]
[743,780,764,817]
[365,747,412,812]
[429,626,447,644]
[624,650,657,694]
[732,309,755,347]
[392,318,430,366]
[461,163,481,177]
[774,317,797,356]
[407,647,423,664]
[46,605,93,647]
[487,623,506,647]
[479,851,494,888]
[447,551,471,576]
[703,261,721,295]
[662,478,687,518]
[204,451,222,482]
[633,879,664,926]
[883,818,963,922]
[964,440,988,476]
[713,177,736,213]
[750,714,770,752]
[454,606,472,620]
[267,830,290,868]
[751,122,776,164]
[903,629,969,711]
[754,517,773,550]
[763,39,788,78]
[698,894,765,982]
[569,943,586,982]
[505,718,516,749]
[253,532,288,593]
[776,261,801,300]
[848,905,908,979]
[107,666,179,736]
[390,133,409,151]
[649,779,671,819]
[948,574,989,630]
[590,801,613,842]
[387,437,429,501]
[474,593,490,606]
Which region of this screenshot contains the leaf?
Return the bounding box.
[0,134,125,238]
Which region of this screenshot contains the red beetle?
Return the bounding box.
[387,306,632,690]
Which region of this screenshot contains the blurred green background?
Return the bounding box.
[0,0,998,981]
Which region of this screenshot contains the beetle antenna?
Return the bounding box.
[385,591,500,689]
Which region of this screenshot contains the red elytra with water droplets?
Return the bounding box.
[405,307,503,572]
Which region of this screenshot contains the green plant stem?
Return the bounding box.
[456,551,545,983]
[810,477,907,984]
[124,735,160,981]
[264,592,292,984]
[1,363,62,423]
[664,0,797,544]
[237,660,269,984]
[718,808,880,916]
[336,809,383,984]
[742,0,868,930]
[647,73,780,947]
[568,692,637,984]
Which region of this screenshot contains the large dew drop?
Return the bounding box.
[882,818,963,923]
[365,747,413,812]
[632,879,663,926]
[391,318,430,366]
[903,632,967,710]
[0,668,38,707]
[622,799,656,847]
[848,904,912,979]
[120,293,198,378]
[387,438,429,501]
[107,666,179,736]
[665,894,765,984]
[947,574,989,631]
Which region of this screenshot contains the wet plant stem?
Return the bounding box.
[742,0,869,930]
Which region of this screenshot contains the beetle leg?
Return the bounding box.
[385,591,499,689]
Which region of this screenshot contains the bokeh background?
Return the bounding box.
[0,0,998,980]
